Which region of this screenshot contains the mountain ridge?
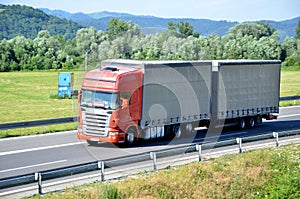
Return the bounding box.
[0,5,298,41]
[39,8,299,39]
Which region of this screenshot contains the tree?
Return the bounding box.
[0,40,13,71]
[167,21,177,32]
[178,21,194,37]
[106,18,138,39]
[295,20,300,40]
[167,21,197,38]
[76,27,97,55]
[224,22,275,41]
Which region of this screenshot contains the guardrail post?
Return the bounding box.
[236,138,243,153]
[150,152,157,170]
[35,172,42,195]
[98,161,105,182]
[196,144,202,161]
[273,132,279,147]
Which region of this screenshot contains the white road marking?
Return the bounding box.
[279,113,300,118]
[0,160,67,173]
[0,130,76,142]
[280,105,300,110]
[193,131,248,142]
[0,142,83,156]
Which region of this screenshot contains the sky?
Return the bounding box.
[1,0,300,22]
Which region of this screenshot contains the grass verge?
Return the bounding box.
[27,144,300,199]
[0,123,77,138]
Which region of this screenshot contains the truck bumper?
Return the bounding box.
[77,131,125,144]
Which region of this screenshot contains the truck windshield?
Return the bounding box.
[81,90,120,110]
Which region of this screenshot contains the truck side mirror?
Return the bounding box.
[120,98,129,109]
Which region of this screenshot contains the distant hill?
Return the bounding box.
[40,8,238,36]
[0,5,298,41]
[0,5,83,40]
[88,11,135,19]
[259,18,300,41]
[41,8,300,40]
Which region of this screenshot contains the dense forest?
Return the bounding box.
[0,5,300,72]
[0,5,83,40]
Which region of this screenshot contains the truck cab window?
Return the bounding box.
[81,90,120,110]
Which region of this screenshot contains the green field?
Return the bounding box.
[0,71,85,137]
[0,72,74,122]
[280,70,300,106]
[0,70,299,138]
[27,144,300,199]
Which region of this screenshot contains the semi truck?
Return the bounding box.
[77,59,281,145]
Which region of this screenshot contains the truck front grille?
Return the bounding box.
[82,108,111,137]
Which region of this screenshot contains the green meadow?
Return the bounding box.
[0,70,299,138]
[0,71,85,137]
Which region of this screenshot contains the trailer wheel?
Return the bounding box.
[248,117,255,128]
[238,118,246,129]
[184,123,193,134]
[87,140,98,146]
[256,116,263,124]
[126,127,137,145]
[173,125,182,138]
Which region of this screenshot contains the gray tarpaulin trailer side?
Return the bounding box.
[212,60,280,121]
[141,61,212,128]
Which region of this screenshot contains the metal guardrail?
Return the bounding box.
[279,95,300,101]
[0,116,78,130]
[0,129,299,194]
[0,95,299,131]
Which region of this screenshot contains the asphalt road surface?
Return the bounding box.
[0,106,299,179]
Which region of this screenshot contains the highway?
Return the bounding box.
[0,106,300,180]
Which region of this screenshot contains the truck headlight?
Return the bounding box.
[109,132,118,136]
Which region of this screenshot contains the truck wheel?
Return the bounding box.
[87,140,98,146]
[238,118,246,129]
[248,117,255,128]
[126,128,137,145]
[173,125,182,138]
[185,123,193,134]
[256,116,263,124]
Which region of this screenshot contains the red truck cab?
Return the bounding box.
[77,66,143,145]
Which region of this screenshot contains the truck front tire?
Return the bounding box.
[126,127,137,145]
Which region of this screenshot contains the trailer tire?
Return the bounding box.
[173,125,182,138]
[256,115,263,124]
[126,127,137,145]
[247,117,255,128]
[238,118,246,129]
[183,123,193,135]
